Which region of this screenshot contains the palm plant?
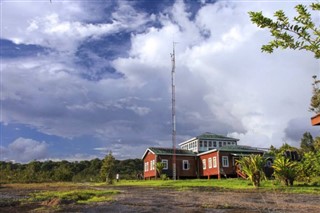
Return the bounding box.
[236,155,266,187]
[156,162,164,179]
[272,156,298,186]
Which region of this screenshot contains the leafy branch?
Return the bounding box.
[249,3,320,58]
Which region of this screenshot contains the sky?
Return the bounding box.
[0,0,319,163]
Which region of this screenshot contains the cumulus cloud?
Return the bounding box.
[2,1,151,54]
[1,0,319,161]
[2,138,49,162]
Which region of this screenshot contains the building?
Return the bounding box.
[142,132,265,179]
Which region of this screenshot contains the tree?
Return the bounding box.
[310,75,320,114]
[300,132,315,153]
[100,151,116,184]
[249,3,320,59]
[298,151,320,182]
[236,155,266,187]
[156,162,164,179]
[314,136,320,150]
[272,156,298,186]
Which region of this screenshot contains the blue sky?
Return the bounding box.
[1,0,319,162]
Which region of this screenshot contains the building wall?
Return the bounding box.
[143,151,156,178]
[156,155,197,178]
[219,152,236,176]
[199,152,219,177]
[144,153,197,179]
[176,156,197,178]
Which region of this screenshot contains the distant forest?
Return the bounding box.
[0,158,143,183]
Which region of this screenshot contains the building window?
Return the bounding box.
[204,141,207,147]
[223,142,226,146]
[202,159,206,170]
[183,160,190,170]
[208,157,212,169]
[162,159,168,170]
[150,160,155,170]
[219,141,222,147]
[213,141,216,147]
[145,162,149,171]
[208,141,212,147]
[200,141,203,147]
[222,156,229,167]
[213,157,217,168]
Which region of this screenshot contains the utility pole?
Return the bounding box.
[171,42,177,180]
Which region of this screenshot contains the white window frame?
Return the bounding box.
[152,160,155,170]
[202,159,206,170]
[145,162,149,171]
[208,157,212,169]
[213,157,217,168]
[222,156,229,167]
[182,160,190,170]
[162,159,168,170]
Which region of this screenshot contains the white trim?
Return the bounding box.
[213,157,217,168]
[222,156,229,167]
[162,159,168,170]
[202,159,206,170]
[208,157,212,169]
[178,137,197,146]
[151,160,155,170]
[182,160,190,170]
[197,149,218,156]
[141,148,155,159]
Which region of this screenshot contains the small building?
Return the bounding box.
[142,147,197,179]
[198,145,264,179]
[142,132,265,179]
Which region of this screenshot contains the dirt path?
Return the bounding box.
[1,185,320,212]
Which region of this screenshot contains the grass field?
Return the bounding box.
[109,178,320,194]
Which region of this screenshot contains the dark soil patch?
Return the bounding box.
[1,184,320,212]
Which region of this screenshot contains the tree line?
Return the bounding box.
[0,157,143,184]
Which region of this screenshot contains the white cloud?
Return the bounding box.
[4,138,49,162]
[43,153,100,162]
[1,1,151,54]
[1,0,320,161]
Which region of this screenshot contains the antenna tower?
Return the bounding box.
[171,42,177,180]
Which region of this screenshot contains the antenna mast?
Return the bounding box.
[171,42,177,181]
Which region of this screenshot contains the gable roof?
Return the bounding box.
[142,147,196,159]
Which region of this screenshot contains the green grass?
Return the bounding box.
[29,189,120,204]
[112,178,254,189]
[109,178,320,194]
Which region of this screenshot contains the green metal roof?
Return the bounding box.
[196,132,239,141]
[218,145,264,153]
[148,147,196,155]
